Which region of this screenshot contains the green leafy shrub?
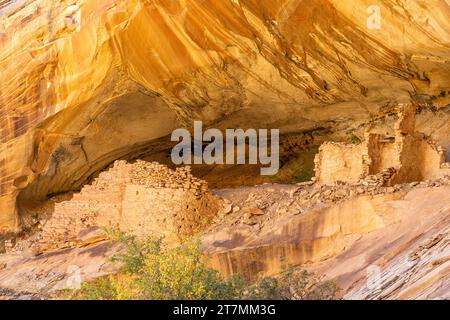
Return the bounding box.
[71,231,245,300]
[245,268,340,300]
[68,231,339,300]
[349,134,362,144]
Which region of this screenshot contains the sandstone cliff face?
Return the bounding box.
[1,0,450,231]
[203,179,450,299]
[0,173,448,299]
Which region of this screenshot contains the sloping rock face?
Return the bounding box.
[203,177,450,299]
[1,0,450,231]
[0,175,448,299]
[0,235,121,299]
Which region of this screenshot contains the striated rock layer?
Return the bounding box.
[204,178,450,299]
[0,174,448,299]
[1,0,450,231]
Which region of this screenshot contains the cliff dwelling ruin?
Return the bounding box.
[32,160,221,250]
[2,103,447,255]
[0,0,450,301]
[314,104,450,185]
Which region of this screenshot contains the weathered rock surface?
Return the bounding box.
[0,238,120,299]
[204,178,450,299]
[0,0,449,300]
[1,0,450,231]
[0,175,448,299]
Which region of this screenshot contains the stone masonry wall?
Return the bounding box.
[314,104,450,185]
[313,141,370,184]
[37,160,220,250]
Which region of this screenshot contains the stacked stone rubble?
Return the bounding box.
[361,167,397,188]
[36,160,220,250]
[210,174,450,232]
[128,161,208,196]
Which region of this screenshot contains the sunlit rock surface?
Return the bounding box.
[1,177,448,299]
[204,181,450,300]
[1,0,450,231]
